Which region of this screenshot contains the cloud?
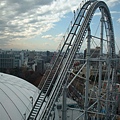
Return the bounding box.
[111,11,120,14]
[42,33,64,42]
[0,0,73,49]
[0,0,119,50]
[42,35,53,39]
[117,18,120,23]
[104,0,120,7]
[95,10,120,16]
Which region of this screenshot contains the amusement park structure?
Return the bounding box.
[25,0,119,119]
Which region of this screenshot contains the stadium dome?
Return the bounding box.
[0,72,40,120]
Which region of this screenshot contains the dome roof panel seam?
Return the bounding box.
[0,102,12,120]
[3,83,30,111]
[0,81,37,92]
[0,88,25,119]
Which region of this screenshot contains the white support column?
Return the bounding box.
[62,82,67,120]
[97,8,104,120]
[84,26,91,120]
[105,30,111,120]
[111,31,117,120]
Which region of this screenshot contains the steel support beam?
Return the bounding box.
[84,26,91,120]
[62,83,67,120]
[105,29,111,120]
[97,7,104,120]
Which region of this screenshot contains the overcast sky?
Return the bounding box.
[0,0,120,51]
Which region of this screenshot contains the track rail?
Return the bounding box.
[27,1,91,120]
[27,0,116,119]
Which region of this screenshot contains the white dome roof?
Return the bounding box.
[0,72,40,120]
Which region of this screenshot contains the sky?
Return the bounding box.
[0,0,120,52]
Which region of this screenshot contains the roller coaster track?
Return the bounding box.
[27,0,116,120]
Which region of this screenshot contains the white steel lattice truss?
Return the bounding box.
[26,1,118,120]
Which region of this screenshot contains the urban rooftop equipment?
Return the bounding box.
[25,0,118,120]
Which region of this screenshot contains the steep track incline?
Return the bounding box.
[27,1,91,120]
[27,1,116,120]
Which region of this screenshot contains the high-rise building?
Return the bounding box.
[36,59,45,74]
[0,51,15,70]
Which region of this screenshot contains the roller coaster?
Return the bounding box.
[25,0,119,119]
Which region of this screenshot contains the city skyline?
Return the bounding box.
[0,0,120,52]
